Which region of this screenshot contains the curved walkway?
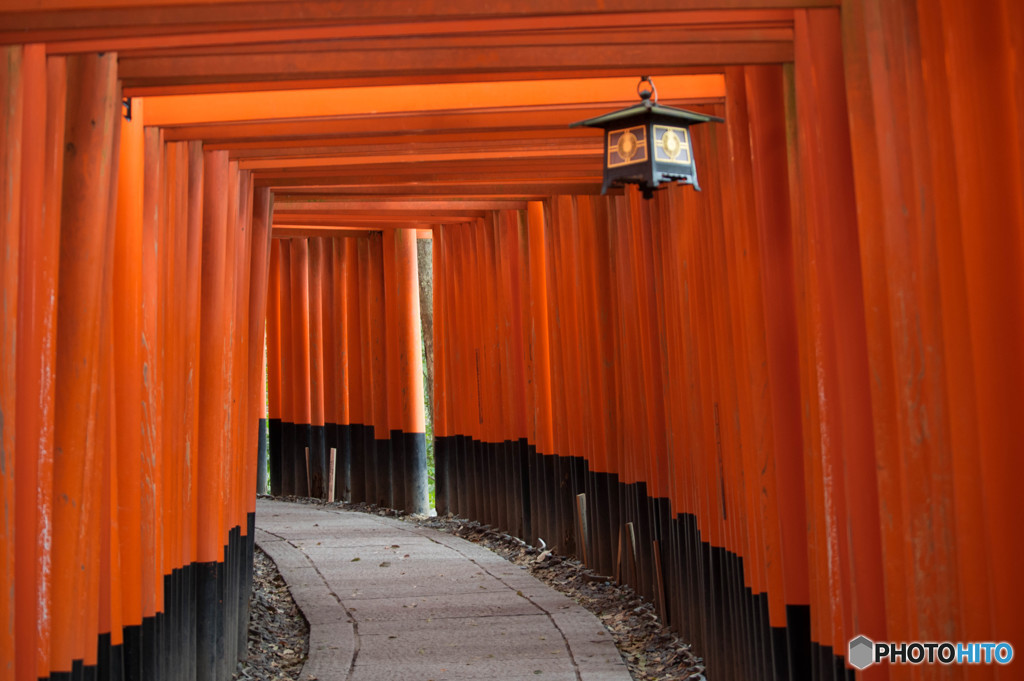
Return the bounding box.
[255,499,632,681]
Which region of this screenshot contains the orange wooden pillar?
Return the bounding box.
[94,85,125,675]
[139,125,166,680]
[161,139,191,681]
[39,54,65,681]
[48,51,119,678]
[277,240,295,496]
[12,43,39,681]
[581,197,609,573]
[612,192,649,596]
[91,163,117,679]
[793,9,885,677]
[267,240,284,496]
[513,211,536,542]
[693,105,762,679]
[394,228,429,514]
[182,138,205,676]
[587,195,620,579]
[218,159,239,679]
[110,90,146,681]
[441,226,463,517]
[320,238,339,500]
[249,187,273,499]
[620,193,649,595]
[442,226,463,517]
[932,0,1024,662]
[573,197,602,573]
[459,223,480,520]
[512,212,535,542]
[838,0,1024,669]
[608,193,631,596]
[489,214,513,531]
[746,64,812,679]
[851,8,948,676]
[525,202,554,548]
[553,199,584,559]
[477,216,500,528]
[544,198,575,559]
[307,237,327,499]
[0,44,23,681]
[345,238,367,503]
[289,239,313,497]
[491,215,508,530]
[365,233,390,507]
[463,223,486,522]
[355,237,375,503]
[223,162,251,674]
[12,43,49,681]
[195,148,230,681]
[496,211,527,538]
[382,231,402,510]
[330,238,352,502]
[717,66,776,679]
[244,185,273,659]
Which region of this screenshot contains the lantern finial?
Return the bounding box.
[637,75,657,104]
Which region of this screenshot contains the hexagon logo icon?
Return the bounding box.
[849,635,875,670]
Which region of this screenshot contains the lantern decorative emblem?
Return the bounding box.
[571,76,723,199]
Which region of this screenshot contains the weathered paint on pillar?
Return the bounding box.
[13,42,47,681]
[0,43,24,681]
[51,50,119,675]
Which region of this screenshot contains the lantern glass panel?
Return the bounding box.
[653,125,692,165]
[607,125,648,167]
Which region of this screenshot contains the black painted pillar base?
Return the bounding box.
[389,429,406,511]
[349,423,366,503]
[195,561,220,681]
[268,417,283,496]
[516,438,531,540]
[336,423,353,502]
[141,614,157,681]
[364,428,378,505]
[96,634,122,681]
[404,431,428,515]
[375,437,392,508]
[122,624,143,681]
[310,424,327,499]
[293,424,311,497]
[257,418,269,495]
[279,421,294,496]
[434,435,450,515]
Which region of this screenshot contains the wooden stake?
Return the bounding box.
[305,446,311,499]
[652,539,666,622]
[328,447,337,503]
[614,529,623,584]
[575,493,588,566]
[626,522,638,586]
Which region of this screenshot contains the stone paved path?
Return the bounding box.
[255,498,632,681]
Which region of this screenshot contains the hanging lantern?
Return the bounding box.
[571,76,723,199]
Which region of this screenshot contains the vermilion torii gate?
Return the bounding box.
[2,2,1023,681]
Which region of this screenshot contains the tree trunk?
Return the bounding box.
[416,237,433,421]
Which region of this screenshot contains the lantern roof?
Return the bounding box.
[570,100,723,130]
